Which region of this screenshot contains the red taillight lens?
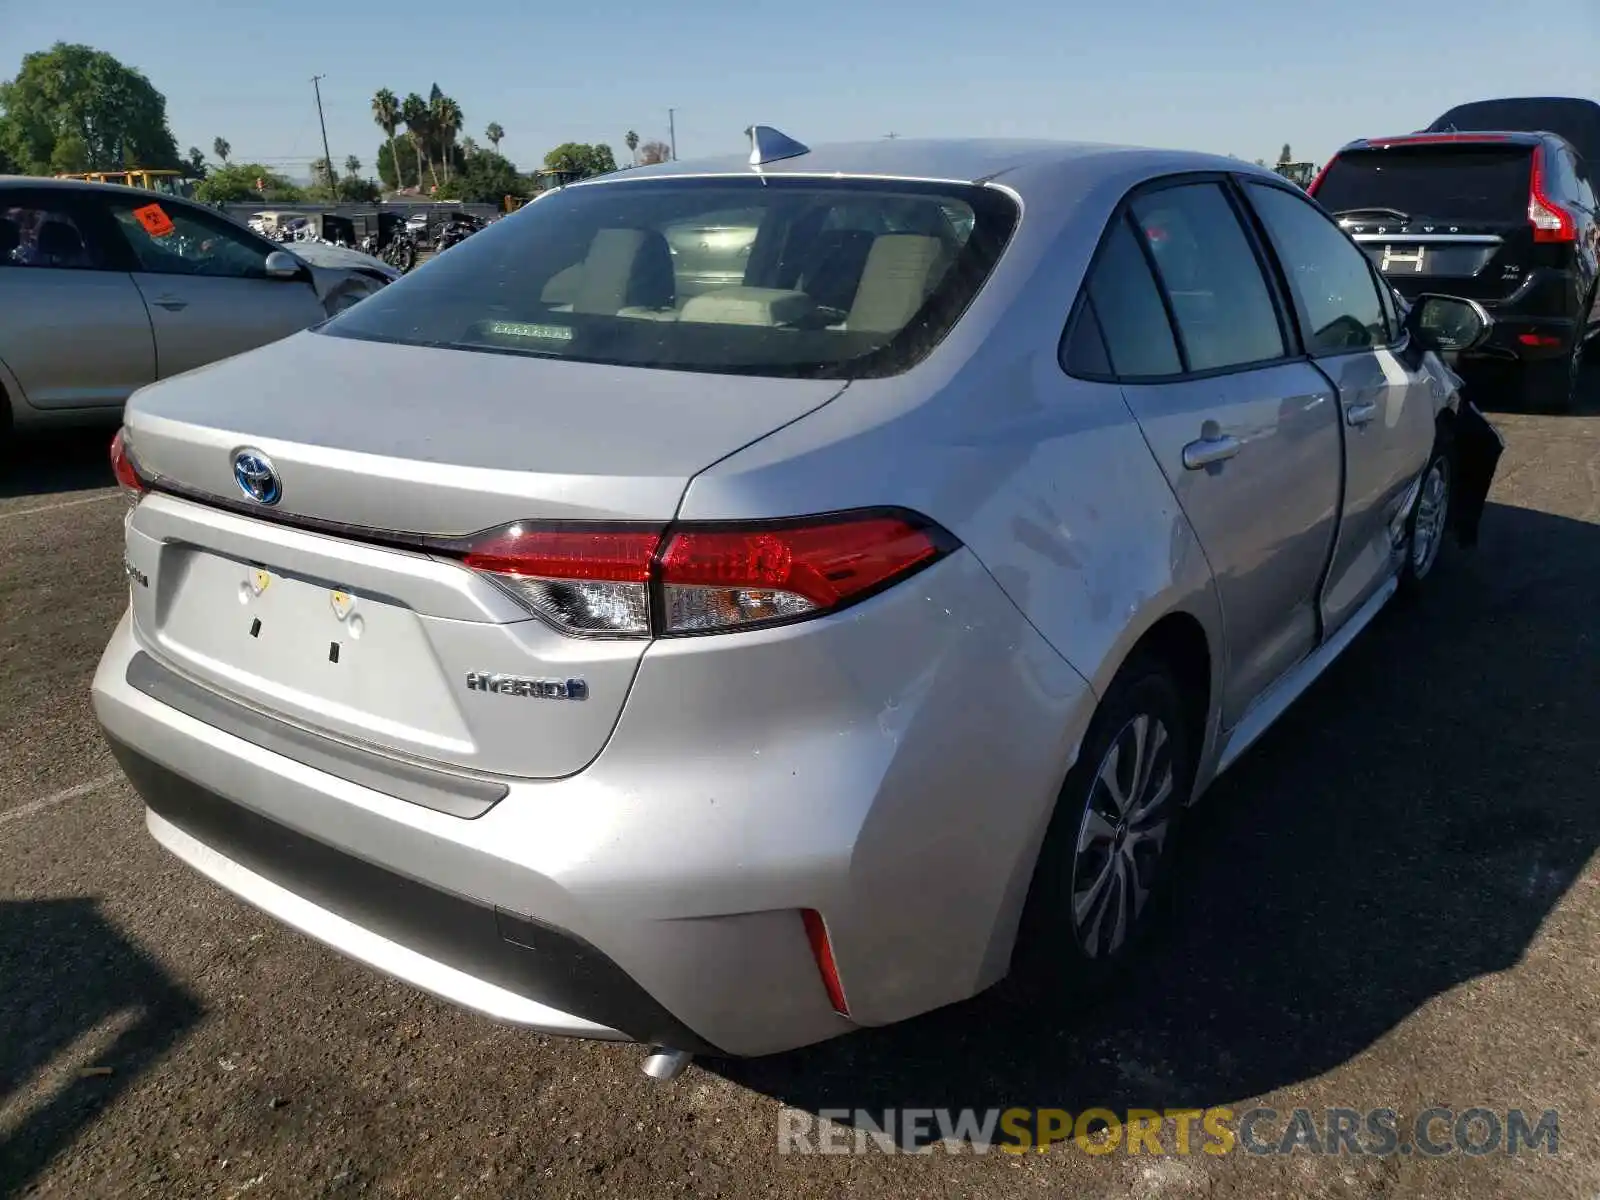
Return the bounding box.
[658,513,947,634]
[110,428,147,500]
[441,509,954,639]
[1529,145,1576,244]
[459,526,659,637]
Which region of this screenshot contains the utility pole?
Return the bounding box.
[311,75,335,190]
[668,108,677,161]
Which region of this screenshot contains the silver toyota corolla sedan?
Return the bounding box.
[0,178,399,442]
[92,130,1503,1068]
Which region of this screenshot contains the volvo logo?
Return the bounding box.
[232,448,281,505]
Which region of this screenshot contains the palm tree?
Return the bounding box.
[371,88,400,190]
[437,96,464,182]
[344,155,361,179]
[485,122,504,153]
[212,136,231,165]
[625,130,639,165]
[401,92,430,190]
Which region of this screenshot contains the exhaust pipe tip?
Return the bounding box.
[640,1047,693,1081]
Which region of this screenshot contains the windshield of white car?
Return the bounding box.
[317,176,1018,379]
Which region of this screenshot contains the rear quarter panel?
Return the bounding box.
[680,156,1229,781]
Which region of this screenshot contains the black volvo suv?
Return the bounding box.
[1310,126,1599,411]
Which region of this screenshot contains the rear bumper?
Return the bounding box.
[112,737,709,1048]
[93,547,1094,1057]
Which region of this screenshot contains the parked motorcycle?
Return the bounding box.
[434,213,486,252]
[381,231,418,274]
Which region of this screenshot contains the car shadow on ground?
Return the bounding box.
[0,898,202,1195]
[0,426,120,502]
[712,499,1600,1132]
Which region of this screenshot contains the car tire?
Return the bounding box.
[1013,652,1193,1003]
[1398,429,1454,596]
[1525,319,1588,413]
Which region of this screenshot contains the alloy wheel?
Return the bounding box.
[1070,712,1176,959]
[1410,456,1451,578]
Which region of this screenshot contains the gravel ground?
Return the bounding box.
[2,371,1597,1200]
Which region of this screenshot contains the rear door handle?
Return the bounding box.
[1346,401,1379,427]
[152,296,188,311]
[1182,434,1242,469]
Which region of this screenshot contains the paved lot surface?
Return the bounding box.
[3,373,1598,1200]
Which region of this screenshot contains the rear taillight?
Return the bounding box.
[441,509,954,639]
[1529,145,1576,244]
[658,513,946,634]
[110,428,148,500]
[459,526,658,637]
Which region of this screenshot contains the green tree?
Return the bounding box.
[48,133,90,173]
[344,154,361,178]
[376,137,421,191]
[309,156,335,190]
[185,146,207,178]
[212,136,230,164]
[437,148,523,204]
[401,92,429,189]
[194,162,300,203]
[370,88,400,190]
[1278,143,1293,165]
[0,43,180,174]
[431,89,463,183]
[485,121,504,152]
[625,130,639,164]
[637,139,670,166]
[543,142,617,178]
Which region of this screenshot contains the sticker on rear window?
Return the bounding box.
[132,203,175,238]
[486,321,572,341]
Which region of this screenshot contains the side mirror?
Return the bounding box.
[264,250,303,280]
[1404,294,1492,354]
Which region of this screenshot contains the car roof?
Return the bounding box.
[571,137,1274,196]
[0,174,192,201]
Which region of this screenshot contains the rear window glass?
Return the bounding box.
[318,177,1018,379]
[1313,146,1533,223]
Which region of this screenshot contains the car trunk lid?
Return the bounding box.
[120,331,845,781]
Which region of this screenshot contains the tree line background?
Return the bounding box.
[0,43,672,207]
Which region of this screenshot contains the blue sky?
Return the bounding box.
[7,0,1597,180]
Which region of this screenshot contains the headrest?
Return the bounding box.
[38,221,85,260]
[572,227,676,314]
[679,287,817,327]
[846,235,946,333]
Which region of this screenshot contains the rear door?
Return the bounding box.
[96,194,326,378]
[1079,178,1342,727]
[1310,141,1537,303]
[0,189,156,409]
[1245,179,1438,631]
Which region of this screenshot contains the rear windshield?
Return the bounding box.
[319,177,1018,379]
[1314,146,1533,222]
